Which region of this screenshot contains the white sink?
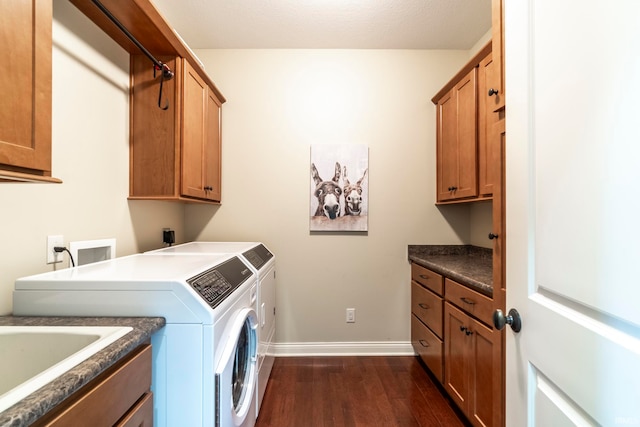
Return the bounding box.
[0,325,132,413]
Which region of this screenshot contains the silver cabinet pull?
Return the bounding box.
[460,297,476,305]
[418,303,430,310]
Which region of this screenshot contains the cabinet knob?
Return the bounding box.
[488,88,499,96]
[488,232,499,240]
[447,186,458,192]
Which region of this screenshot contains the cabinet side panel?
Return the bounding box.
[130,55,178,197]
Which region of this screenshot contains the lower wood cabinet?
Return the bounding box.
[444,302,500,427]
[410,264,503,427]
[33,344,153,427]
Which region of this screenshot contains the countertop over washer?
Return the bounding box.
[0,316,165,427]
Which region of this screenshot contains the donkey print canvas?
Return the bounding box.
[310,145,368,232]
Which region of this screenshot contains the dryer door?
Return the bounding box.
[215,308,258,427]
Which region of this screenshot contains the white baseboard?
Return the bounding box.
[271,341,415,357]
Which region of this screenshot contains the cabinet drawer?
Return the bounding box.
[411,314,443,383]
[116,392,153,427]
[445,278,494,326]
[37,344,152,427]
[411,280,443,338]
[411,263,443,296]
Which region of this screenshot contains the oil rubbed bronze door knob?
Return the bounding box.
[493,308,522,333]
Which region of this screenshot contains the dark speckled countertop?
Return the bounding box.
[408,245,493,297]
[0,316,165,427]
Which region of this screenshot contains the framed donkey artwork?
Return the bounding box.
[309,145,368,232]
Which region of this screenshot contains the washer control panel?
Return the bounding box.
[187,256,253,308]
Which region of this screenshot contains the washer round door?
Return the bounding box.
[215,308,258,427]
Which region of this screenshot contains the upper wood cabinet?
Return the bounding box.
[69,0,226,203]
[181,61,222,202]
[0,0,60,183]
[435,68,478,202]
[433,42,504,204]
[130,56,222,203]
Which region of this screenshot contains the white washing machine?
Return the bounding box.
[147,242,276,416]
[13,253,258,427]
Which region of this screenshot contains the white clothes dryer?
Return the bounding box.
[148,242,276,415]
[13,253,258,427]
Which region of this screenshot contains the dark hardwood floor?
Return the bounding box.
[255,356,470,427]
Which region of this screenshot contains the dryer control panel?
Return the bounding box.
[242,244,273,270]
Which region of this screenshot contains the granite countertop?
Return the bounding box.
[408,245,493,297]
[0,316,165,427]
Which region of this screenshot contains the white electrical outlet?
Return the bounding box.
[47,235,64,264]
[346,308,356,323]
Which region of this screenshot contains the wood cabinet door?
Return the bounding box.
[445,301,502,427]
[436,69,478,201]
[454,69,478,199]
[181,60,208,200]
[205,88,222,202]
[444,302,470,411]
[477,54,501,197]
[181,60,221,202]
[490,0,505,111]
[468,317,501,427]
[0,0,52,175]
[436,89,457,201]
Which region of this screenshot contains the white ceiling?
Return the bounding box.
[151,0,492,50]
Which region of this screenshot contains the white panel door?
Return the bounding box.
[505,1,640,426]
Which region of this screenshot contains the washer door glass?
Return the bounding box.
[233,319,254,409]
[215,307,258,427]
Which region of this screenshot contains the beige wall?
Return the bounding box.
[1,2,491,351]
[470,29,493,58]
[0,0,184,315]
[185,49,486,350]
